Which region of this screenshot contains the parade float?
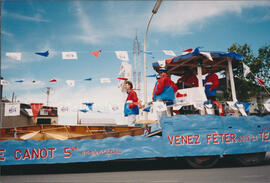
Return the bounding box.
[0,48,270,169]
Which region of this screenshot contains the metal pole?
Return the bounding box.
[143,13,154,120]
[228,59,237,102]
[46,87,51,106]
[197,66,203,88]
[0,1,2,128]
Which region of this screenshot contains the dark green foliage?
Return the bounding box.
[226,43,270,101]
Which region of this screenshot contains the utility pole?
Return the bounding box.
[12,92,15,102]
[133,32,137,90]
[45,87,51,106]
[137,34,141,100]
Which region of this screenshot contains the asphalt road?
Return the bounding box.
[1,158,270,183]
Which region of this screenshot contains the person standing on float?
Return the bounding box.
[152,68,177,117]
[124,81,140,126]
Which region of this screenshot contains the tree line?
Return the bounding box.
[221,43,270,101]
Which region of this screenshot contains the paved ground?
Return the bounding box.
[1,158,270,183]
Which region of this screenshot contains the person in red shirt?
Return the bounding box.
[152,68,177,117]
[153,69,176,103]
[177,69,198,89]
[203,67,219,101]
[124,81,141,126]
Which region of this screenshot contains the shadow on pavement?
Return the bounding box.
[1,157,269,175]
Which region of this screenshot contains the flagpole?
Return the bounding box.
[143,0,163,121]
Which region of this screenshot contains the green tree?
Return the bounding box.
[226,43,270,101]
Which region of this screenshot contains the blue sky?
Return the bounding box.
[2,0,270,124]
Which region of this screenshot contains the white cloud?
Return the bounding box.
[72,1,104,44]
[71,1,148,44]
[2,30,13,37]
[71,1,270,43]
[3,10,50,23]
[151,1,270,34]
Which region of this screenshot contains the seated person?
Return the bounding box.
[177,68,198,89]
[203,65,220,115]
[203,66,219,101]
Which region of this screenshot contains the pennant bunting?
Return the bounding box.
[143,51,155,59]
[0,80,10,86]
[193,47,203,55]
[256,77,265,86]
[162,50,176,56]
[143,106,151,112]
[90,50,102,58]
[182,48,193,52]
[181,48,193,55]
[118,62,132,80]
[15,80,24,83]
[49,79,57,82]
[117,77,128,81]
[30,103,43,120]
[80,109,88,113]
[66,80,75,87]
[115,51,129,61]
[83,102,94,111]
[243,63,251,78]
[146,74,157,78]
[118,62,131,92]
[62,52,78,60]
[4,103,20,116]
[100,78,111,83]
[84,78,92,81]
[200,51,213,61]
[35,50,49,57]
[144,51,152,55]
[6,52,22,61]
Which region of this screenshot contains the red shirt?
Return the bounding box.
[204,73,219,90]
[154,74,177,96]
[177,75,198,87]
[126,89,138,108]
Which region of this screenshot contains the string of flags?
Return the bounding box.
[5,48,218,66]
[1,59,133,87]
[80,102,94,113]
[4,49,181,62]
[4,102,122,117]
[0,77,121,86]
[3,47,220,87]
